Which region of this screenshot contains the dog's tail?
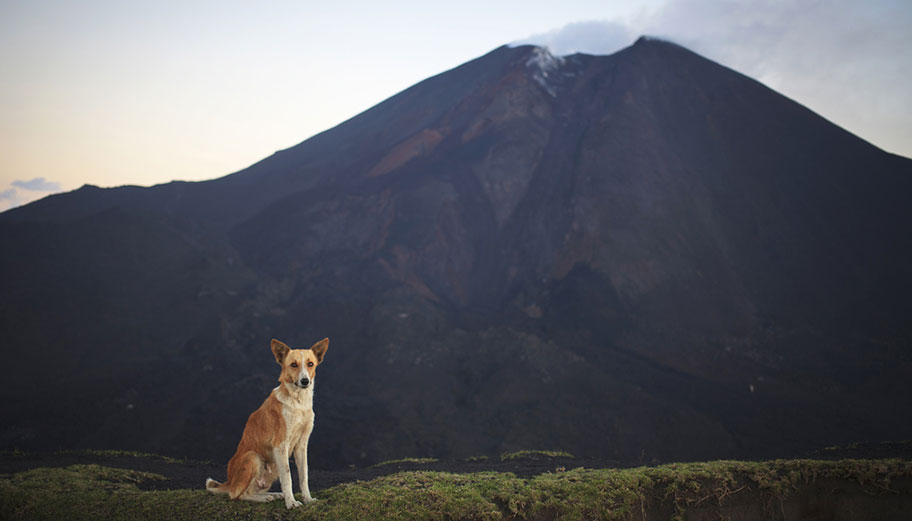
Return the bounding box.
[205,477,229,494]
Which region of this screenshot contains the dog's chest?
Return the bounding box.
[278,392,313,443]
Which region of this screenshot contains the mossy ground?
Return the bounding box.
[501,450,575,461]
[1,456,910,521]
[371,457,440,468]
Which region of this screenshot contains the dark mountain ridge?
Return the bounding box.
[2,37,911,468]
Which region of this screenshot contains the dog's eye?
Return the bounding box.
[307,361,314,367]
[290,362,298,368]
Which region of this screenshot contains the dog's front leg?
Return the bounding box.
[273,445,302,509]
[294,419,315,502]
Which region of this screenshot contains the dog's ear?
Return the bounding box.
[310,338,329,363]
[271,339,291,365]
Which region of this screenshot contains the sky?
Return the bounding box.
[1,0,910,212]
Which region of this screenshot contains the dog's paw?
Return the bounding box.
[285,498,303,509]
[302,495,316,503]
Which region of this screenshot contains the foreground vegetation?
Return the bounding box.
[1,456,910,521]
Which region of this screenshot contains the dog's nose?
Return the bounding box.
[299,378,310,387]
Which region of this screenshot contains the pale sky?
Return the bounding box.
[1,0,909,211]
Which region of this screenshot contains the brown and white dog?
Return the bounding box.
[206,338,328,509]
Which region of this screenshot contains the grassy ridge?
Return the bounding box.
[2,458,910,521]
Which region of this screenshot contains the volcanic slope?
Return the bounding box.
[2,37,911,467]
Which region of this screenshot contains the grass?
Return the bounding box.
[370,457,440,468]
[1,458,910,521]
[0,448,204,465]
[500,450,574,461]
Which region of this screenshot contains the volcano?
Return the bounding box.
[2,37,911,467]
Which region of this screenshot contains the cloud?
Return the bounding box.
[647,0,912,156]
[640,0,911,86]
[1,178,61,212]
[12,177,61,192]
[0,188,22,213]
[515,20,634,56]
[517,0,912,157]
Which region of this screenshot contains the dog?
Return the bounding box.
[206,338,328,509]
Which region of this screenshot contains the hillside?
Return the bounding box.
[1,37,911,467]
